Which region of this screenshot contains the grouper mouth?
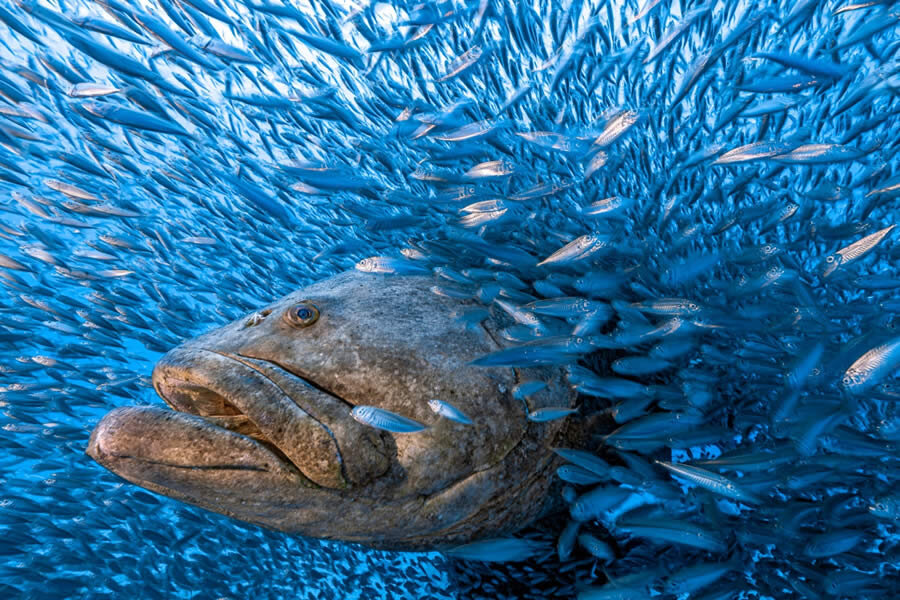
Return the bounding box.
[88,346,391,494]
[152,358,310,481]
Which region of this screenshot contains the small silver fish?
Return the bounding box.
[616,515,725,552]
[355,256,429,275]
[593,110,640,147]
[842,336,900,393]
[96,269,135,278]
[526,297,605,318]
[350,405,428,433]
[570,486,632,522]
[656,460,760,504]
[427,398,473,425]
[552,448,611,477]
[44,179,99,202]
[494,298,547,332]
[527,406,577,422]
[584,150,608,180]
[68,82,121,98]
[713,141,796,165]
[803,529,865,558]
[868,495,900,521]
[181,236,217,245]
[632,298,703,316]
[664,561,736,596]
[438,45,486,81]
[612,356,672,376]
[583,196,635,218]
[557,464,605,486]
[821,224,896,278]
[577,532,615,561]
[557,520,579,561]
[538,233,610,266]
[512,380,548,400]
[465,159,515,178]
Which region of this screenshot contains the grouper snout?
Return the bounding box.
[87,270,576,550]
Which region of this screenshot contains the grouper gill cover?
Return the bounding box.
[0,0,898,598]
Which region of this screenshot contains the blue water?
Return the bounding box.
[1,0,898,598]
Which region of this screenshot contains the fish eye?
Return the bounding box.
[284,301,320,328]
[825,255,835,263]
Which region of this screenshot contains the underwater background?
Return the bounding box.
[0,0,898,598]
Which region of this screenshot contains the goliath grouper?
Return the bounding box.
[86,270,580,551]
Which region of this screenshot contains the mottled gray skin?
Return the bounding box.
[87,271,576,551]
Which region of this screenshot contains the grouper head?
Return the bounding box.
[87,270,575,550]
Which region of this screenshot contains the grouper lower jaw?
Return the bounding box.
[85,406,314,516]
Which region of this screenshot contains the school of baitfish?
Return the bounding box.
[0,0,898,598]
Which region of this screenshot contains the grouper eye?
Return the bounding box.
[284,301,320,328]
